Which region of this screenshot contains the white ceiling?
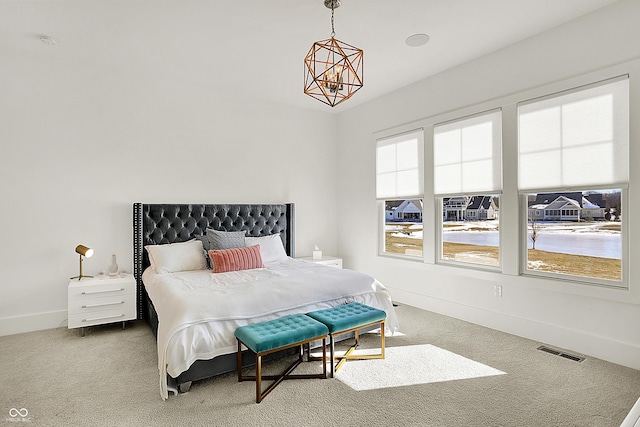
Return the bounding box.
[0,0,621,113]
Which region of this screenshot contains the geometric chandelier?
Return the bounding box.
[304,0,364,107]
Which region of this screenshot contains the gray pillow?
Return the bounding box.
[196,230,247,269]
[205,229,247,250]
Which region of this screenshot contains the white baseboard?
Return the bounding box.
[391,287,640,371]
[0,310,68,337]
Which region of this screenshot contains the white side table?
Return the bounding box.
[68,274,136,336]
[297,256,343,269]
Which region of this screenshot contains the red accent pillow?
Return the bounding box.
[208,245,264,273]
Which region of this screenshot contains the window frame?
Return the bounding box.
[378,198,425,260]
[519,188,628,289]
[436,194,502,271]
[433,109,503,271]
[376,129,426,260]
[516,76,629,289]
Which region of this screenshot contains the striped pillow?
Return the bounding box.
[208,245,264,273]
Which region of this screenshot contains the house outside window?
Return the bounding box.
[377,130,424,258]
[384,199,424,256]
[434,110,502,268]
[518,76,629,286]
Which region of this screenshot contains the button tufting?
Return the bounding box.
[235,313,328,354]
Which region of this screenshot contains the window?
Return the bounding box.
[434,110,502,267]
[525,190,623,282]
[440,195,500,266]
[377,130,424,257]
[383,199,424,257]
[518,76,628,285]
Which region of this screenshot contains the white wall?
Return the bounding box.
[0,38,339,335]
[337,0,640,369]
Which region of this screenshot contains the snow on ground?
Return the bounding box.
[531,222,620,235]
[441,220,619,235]
[387,220,620,242]
[442,221,499,232]
[391,231,423,239]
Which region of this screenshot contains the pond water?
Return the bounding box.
[443,231,621,259]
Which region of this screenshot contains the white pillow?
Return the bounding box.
[145,239,207,274]
[245,234,288,263]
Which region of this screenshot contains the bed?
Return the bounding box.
[133,202,399,399]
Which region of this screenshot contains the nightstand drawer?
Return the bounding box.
[68,294,134,314]
[68,277,135,300]
[68,305,136,328]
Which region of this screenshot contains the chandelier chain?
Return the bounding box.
[331,7,335,37]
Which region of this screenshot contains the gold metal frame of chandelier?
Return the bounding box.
[304,37,364,107]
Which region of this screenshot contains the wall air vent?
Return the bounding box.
[537,345,585,363]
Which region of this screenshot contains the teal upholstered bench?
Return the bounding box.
[235,314,328,403]
[306,302,386,377]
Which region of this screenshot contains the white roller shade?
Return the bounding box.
[434,110,502,196]
[376,129,424,199]
[518,76,629,191]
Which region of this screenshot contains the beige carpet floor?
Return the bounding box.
[1,304,639,426]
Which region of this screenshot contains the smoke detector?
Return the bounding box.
[405,33,430,47]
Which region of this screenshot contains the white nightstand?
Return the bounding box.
[297,256,343,269]
[68,274,136,336]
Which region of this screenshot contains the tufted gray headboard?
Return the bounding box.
[132,203,295,320]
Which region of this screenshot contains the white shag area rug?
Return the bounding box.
[336,344,506,391]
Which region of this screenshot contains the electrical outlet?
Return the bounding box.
[494,285,503,297]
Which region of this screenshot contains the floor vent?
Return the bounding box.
[537,346,585,363]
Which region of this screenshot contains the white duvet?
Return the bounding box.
[143,257,399,399]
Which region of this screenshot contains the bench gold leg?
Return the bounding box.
[237,337,327,403]
[381,322,385,359]
[331,320,386,376]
